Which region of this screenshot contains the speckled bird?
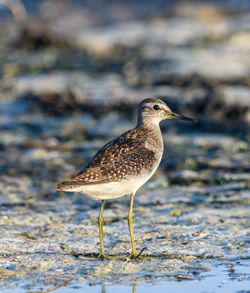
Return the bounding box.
[57,98,195,260]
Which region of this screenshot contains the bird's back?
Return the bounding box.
[57,126,159,195]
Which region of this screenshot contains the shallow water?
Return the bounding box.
[1,262,249,293]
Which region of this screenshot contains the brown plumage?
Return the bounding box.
[56,98,195,260]
[57,127,155,189]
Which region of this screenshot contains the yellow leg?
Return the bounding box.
[98,200,106,260]
[128,193,137,258]
[98,200,128,260]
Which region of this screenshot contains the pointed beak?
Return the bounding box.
[168,112,196,122]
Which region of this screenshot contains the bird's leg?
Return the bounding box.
[128,193,138,258]
[98,200,107,260]
[98,200,128,260]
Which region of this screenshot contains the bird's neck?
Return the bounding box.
[137,118,164,152]
[137,116,160,130]
[137,116,161,131]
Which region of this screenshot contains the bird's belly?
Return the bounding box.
[68,169,157,200]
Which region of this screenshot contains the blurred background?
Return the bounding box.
[0,0,249,292]
[0,0,249,184]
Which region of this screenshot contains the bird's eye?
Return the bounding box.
[153,105,160,110]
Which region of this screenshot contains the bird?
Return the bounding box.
[57,98,195,260]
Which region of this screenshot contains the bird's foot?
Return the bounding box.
[98,252,128,260]
[127,251,137,259]
[98,252,107,260]
[127,247,148,260]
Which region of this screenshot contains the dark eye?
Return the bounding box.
[153,105,160,110]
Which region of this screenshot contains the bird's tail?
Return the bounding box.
[57,181,81,191]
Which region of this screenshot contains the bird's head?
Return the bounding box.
[138,98,196,126]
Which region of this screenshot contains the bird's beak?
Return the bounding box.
[167,112,196,122]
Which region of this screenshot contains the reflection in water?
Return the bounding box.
[102,283,105,293]
[97,262,249,293]
[101,283,136,293]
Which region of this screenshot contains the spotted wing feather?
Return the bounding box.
[57,128,155,189]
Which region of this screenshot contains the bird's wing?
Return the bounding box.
[57,129,156,188]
